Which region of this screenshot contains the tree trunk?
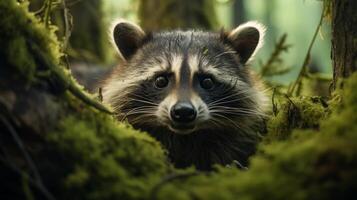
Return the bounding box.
[68,0,108,63]
[138,0,218,30]
[232,0,245,26]
[331,0,357,89]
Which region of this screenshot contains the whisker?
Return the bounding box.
[114,98,158,113]
[208,90,251,106]
[209,106,267,117]
[111,90,158,105]
[214,50,237,59]
[209,115,257,141]
[220,106,266,114]
[127,98,159,106]
[210,113,242,130]
[208,118,225,129]
[208,92,260,107]
[120,106,156,121]
[210,110,264,117]
[128,93,158,102]
[129,113,156,125]
[208,86,272,108]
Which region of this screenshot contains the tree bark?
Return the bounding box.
[331,0,357,89]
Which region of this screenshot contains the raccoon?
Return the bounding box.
[102,20,268,170]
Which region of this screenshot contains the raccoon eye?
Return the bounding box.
[154,75,169,88]
[200,77,214,90]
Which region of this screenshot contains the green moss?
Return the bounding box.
[267,96,328,140]
[0,0,111,113]
[0,0,61,83]
[319,73,357,138]
[47,97,169,199]
[6,37,37,82]
[1,2,167,199]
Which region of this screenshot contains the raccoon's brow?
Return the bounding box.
[170,54,184,83]
[188,54,200,79]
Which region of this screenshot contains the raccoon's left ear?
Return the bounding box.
[223,21,265,64]
[111,20,148,61]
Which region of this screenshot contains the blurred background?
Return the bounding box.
[29,0,331,93]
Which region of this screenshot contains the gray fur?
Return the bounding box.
[103,21,268,170]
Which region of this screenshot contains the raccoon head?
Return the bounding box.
[103,20,267,135]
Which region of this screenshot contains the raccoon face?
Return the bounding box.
[103,20,267,135]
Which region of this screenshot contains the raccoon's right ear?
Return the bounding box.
[112,20,148,61]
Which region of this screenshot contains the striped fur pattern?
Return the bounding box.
[102,20,268,170]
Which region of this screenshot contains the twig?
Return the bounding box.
[34,3,46,15]
[287,6,326,96]
[44,0,53,28]
[27,40,113,114]
[68,84,113,114]
[98,87,103,102]
[61,0,73,51]
[67,0,82,7]
[35,0,82,15]
[272,88,278,116]
[260,34,291,77]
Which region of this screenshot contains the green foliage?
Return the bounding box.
[258,34,292,94]
[321,73,357,137]
[0,0,111,113]
[319,0,333,21]
[48,100,168,199]
[259,34,292,78]
[1,2,168,199]
[0,0,61,83]
[266,96,328,141]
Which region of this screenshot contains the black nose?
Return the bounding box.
[170,102,197,123]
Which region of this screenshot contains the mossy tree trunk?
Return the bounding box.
[138,0,218,30]
[331,0,357,89]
